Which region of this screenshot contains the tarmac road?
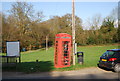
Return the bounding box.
[2,67,120,79]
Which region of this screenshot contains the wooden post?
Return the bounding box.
[19,57,21,63]
[72,0,76,65]
[46,35,48,51]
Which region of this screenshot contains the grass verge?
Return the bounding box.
[2,45,119,73]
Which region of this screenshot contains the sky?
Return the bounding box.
[1,1,118,29]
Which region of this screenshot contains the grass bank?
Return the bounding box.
[2,45,119,73]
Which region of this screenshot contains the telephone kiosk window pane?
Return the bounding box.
[64,54,68,56]
[64,51,68,53]
[56,41,58,43]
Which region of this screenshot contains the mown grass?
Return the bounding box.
[21,48,54,62]
[2,45,119,73]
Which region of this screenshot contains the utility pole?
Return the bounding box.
[72,0,76,65]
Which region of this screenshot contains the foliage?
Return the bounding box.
[2,2,119,52]
[100,17,115,33]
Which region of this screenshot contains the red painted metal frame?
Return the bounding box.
[54,33,72,68]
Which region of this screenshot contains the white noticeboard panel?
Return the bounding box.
[7,41,20,56]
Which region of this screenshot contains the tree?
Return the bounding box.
[109,7,118,25]
[118,2,120,43]
[2,13,20,52]
[99,17,117,44]
[10,2,34,35]
[8,2,44,50]
[100,17,115,33]
[86,14,102,30]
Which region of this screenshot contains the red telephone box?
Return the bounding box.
[54,33,72,68]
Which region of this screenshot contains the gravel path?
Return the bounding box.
[2,67,120,79]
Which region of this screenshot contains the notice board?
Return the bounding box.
[6,41,20,56]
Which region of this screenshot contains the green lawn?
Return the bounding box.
[2,45,119,73]
[21,48,54,62]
